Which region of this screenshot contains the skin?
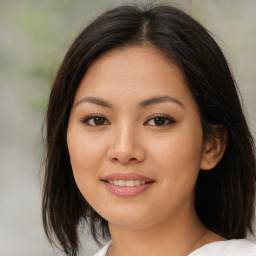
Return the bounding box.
[67,46,226,256]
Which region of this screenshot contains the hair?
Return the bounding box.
[42,3,256,256]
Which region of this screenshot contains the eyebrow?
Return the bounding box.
[139,95,184,108]
[76,97,113,108]
[75,95,184,109]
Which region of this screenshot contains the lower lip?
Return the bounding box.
[103,181,153,197]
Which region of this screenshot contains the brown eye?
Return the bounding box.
[153,117,167,126]
[93,116,105,125]
[145,115,176,126]
[82,115,109,126]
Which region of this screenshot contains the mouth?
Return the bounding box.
[101,173,155,197]
[103,179,153,186]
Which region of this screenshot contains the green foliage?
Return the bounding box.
[0,0,113,112]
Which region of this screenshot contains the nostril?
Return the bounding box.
[111,157,137,164]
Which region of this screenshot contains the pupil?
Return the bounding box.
[94,117,104,125]
[155,117,165,126]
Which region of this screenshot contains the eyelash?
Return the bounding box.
[145,114,176,126]
[81,114,176,127]
[81,114,110,126]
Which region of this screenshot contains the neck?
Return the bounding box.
[108,209,223,256]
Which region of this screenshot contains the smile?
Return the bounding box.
[102,173,155,197]
[107,180,147,186]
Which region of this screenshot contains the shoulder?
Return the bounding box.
[189,239,256,256]
[92,241,112,256]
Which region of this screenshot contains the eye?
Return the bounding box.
[145,115,176,126]
[82,115,110,126]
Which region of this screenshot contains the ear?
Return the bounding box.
[200,124,227,170]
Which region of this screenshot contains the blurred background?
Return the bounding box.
[0,0,255,255]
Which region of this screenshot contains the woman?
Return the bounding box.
[42,4,256,256]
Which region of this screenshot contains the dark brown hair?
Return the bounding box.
[42,4,256,256]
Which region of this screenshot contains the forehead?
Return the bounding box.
[74,45,193,105]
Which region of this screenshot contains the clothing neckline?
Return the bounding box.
[187,239,229,255]
[97,239,255,256]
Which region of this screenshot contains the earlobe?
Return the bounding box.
[200,124,227,170]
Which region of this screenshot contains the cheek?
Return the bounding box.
[149,124,203,197]
[67,128,104,196]
[68,127,103,169]
[151,131,203,169]
[149,131,203,210]
[67,132,111,215]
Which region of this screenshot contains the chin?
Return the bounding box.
[99,207,157,230]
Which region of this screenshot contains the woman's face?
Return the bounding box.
[67,46,207,229]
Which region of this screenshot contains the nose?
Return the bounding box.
[107,123,146,165]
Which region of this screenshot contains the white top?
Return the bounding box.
[92,239,256,256]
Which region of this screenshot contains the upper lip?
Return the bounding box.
[102,172,154,182]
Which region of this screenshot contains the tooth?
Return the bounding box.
[126,180,135,186]
[109,180,147,186]
[118,180,126,186]
[134,180,140,186]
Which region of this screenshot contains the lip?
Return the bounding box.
[102,172,154,182]
[101,172,155,198]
